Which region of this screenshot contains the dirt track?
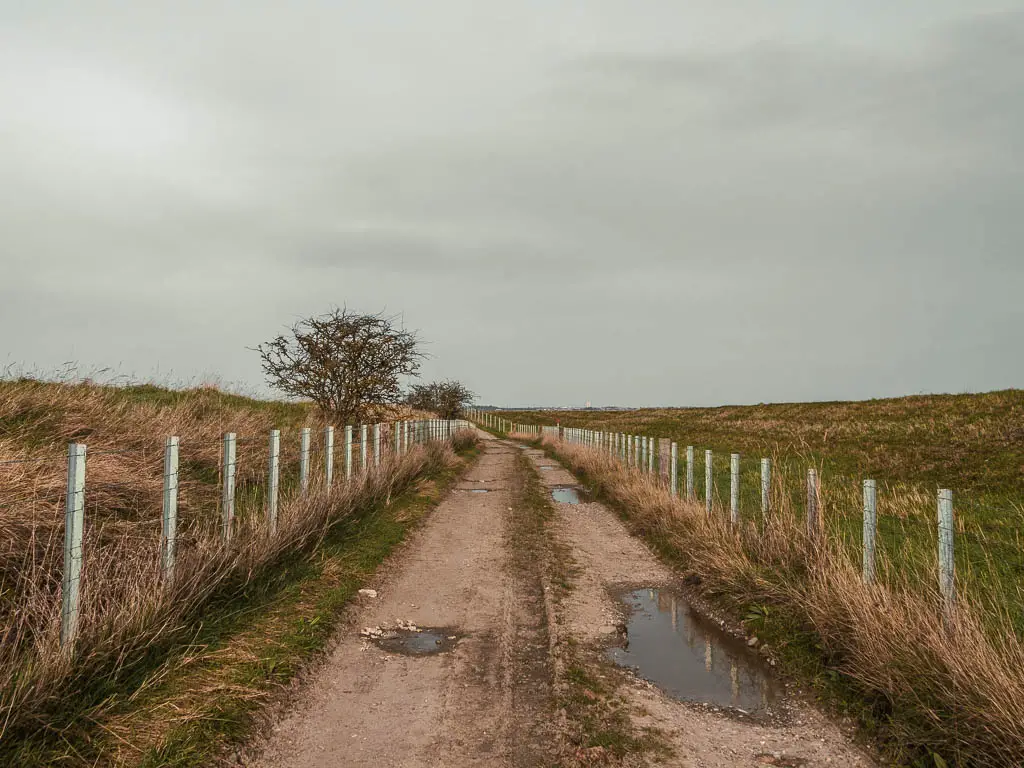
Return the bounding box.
[249,433,876,767]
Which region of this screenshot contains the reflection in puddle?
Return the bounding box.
[609,589,779,716]
[373,628,458,656]
[551,486,593,504]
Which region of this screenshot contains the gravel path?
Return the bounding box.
[248,435,877,767]
[250,433,554,767]
[522,445,877,768]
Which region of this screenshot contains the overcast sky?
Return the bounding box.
[2,2,1021,407]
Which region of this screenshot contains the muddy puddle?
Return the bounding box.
[609,588,779,717]
[551,486,593,504]
[370,628,458,656]
[538,465,558,471]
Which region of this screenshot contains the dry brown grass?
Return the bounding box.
[0,440,466,752]
[542,436,1024,767]
[0,377,469,755]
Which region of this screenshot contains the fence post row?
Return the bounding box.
[61,442,86,648]
[52,417,474,647]
[222,432,237,542]
[467,415,964,624]
[161,436,179,583]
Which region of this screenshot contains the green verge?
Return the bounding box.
[5,443,480,768]
[512,447,671,765]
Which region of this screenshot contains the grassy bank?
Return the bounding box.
[538,436,1024,767]
[0,377,470,765]
[1,436,478,766]
[494,393,1024,639]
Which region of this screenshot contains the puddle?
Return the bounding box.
[468,489,490,494]
[539,466,558,471]
[551,486,593,504]
[608,588,779,717]
[372,628,458,656]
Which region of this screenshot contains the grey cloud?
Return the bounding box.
[0,2,1020,406]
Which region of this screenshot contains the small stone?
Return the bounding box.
[747,636,759,647]
[358,589,378,598]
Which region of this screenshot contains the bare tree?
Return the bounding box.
[406,379,475,420]
[257,308,424,423]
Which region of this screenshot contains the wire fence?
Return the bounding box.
[473,410,1024,632]
[0,418,470,649]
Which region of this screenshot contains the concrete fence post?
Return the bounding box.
[686,446,695,500]
[704,449,713,515]
[61,442,87,648]
[360,425,368,472]
[324,426,334,487]
[670,442,679,497]
[730,453,740,526]
[299,427,311,493]
[938,489,956,617]
[641,436,648,473]
[344,426,353,480]
[267,430,280,533]
[863,479,877,584]
[222,432,237,542]
[806,468,819,539]
[760,458,771,517]
[161,436,179,582]
[374,423,382,468]
[395,421,402,455]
